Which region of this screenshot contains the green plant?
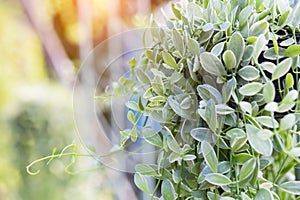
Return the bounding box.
[108,0,300,199]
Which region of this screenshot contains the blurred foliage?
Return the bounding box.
[0,0,112,199]
[0,0,168,199]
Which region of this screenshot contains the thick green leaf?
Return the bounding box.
[284,45,300,57]
[280,114,296,131]
[191,128,216,144]
[246,124,273,156]
[211,42,225,56]
[249,21,269,37]
[239,158,256,183]
[165,127,181,154]
[239,101,252,115]
[205,173,232,186]
[201,141,218,173]
[228,32,245,67]
[239,82,263,96]
[200,52,227,76]
[171,3,181,19]
[278,90,298,113]
[142,127,163,148]
[286,73,294,89]
[272,58,292,80]
[280,181,300,195]
[205,100,218,132]
[127,111,135,124]
[162,179,177,200]
[253,35,267,63]
[238,65,260,81]
[254,188,273,200]
[172,29,184,56]
[256,116,279,128]
[134,173,150,194]
[216,104,234,115]
[263,81,275,103]
[239,5,254,26]
[222,77,236,103]
[223,50,237,70]
[162,51,179,70]
[289,148,300,157]
[197,84,223,104]
[187,38,200,55]
[261,62,276,73]
[135,164,158,176]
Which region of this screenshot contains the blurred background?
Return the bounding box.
[0,0,169,199]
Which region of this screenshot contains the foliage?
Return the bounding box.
[108,0,300,199]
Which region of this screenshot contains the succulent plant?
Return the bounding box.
[108,0,300,199]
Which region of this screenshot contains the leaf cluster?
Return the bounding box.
[112,0,300,199]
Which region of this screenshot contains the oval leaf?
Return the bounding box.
[272,58,292,80]
[201,141,218,173]
[200,52,226,76]
[228,32,245,67]
[246,124,273,156]
[238,65,260,81]
[134,173,150,194]
[263,81,275,103]
[239,82,263,96]
[162,179,176,200]
[280,181,300,195]
[205,173,232,186]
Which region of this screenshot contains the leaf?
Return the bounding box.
[291,3,300,27]
[197,84,223,104]
[289,148,300,157]
[205,173,232,186]
[191,128,216,144]
[211,42,225,56]
[265,102,278,112]
[253,35,267,63]
[223,50,237,70]
[257,129,274,140]
[187,38,200,55]
[238,65,260,81]
[239,101,252,115]
[162,179,176,200]
[280,181,300,195]
[239,5,254,27]
[172,29,184,56]
[142,127,163,148]
[134,173,150,194]
[126,101,140,111]
[161,51,179,70]
[216,104,235,115]
[222,77,236,103]
[286,73,294,89]
[200,52,226,76]
[280,114,296,131]
[272,58,292,80]
[228,32,245,67]
[239,82,263,96]
[246,124,273,156]
[165,127,181,154]
[249,21,269,37]
[239,158,256,183]
[255,116,279,128]
[127,111,135,124]
[135,164,157,176]
[205,100,218,132]
[261,62,276,73]
[254,188,274,200]
[263,81,275,103]
[171,3,181,19]
[201,141,218,173]
[278,90,298,112]
[183,154,197,161]
[284,45,300,57]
